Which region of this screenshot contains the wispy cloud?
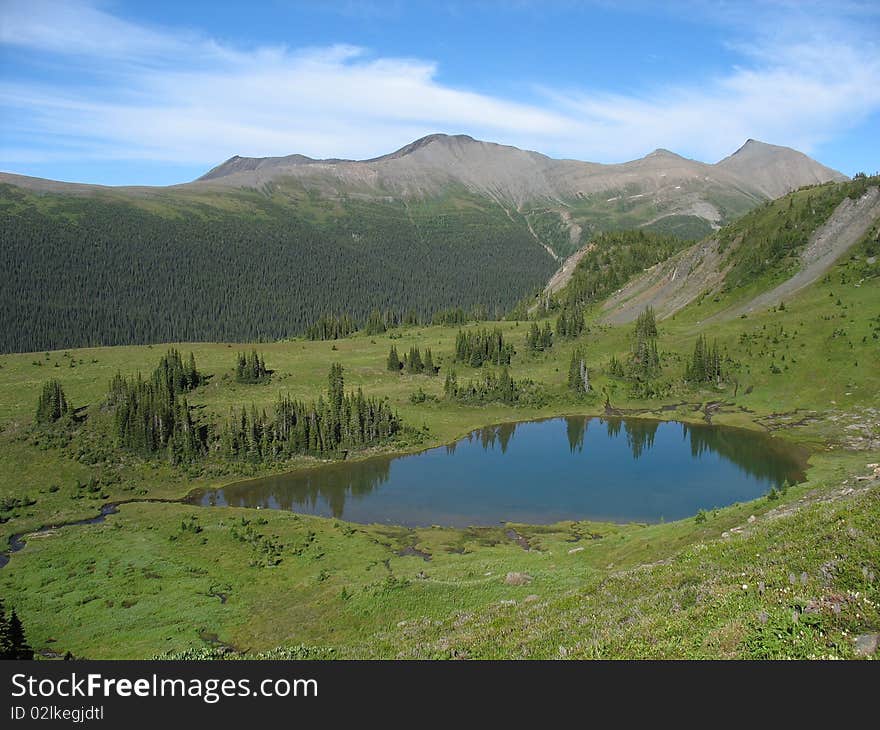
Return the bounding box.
[1,0,878,180]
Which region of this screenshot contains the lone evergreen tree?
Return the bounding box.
[386,345,401,371]
[0,601,33,660]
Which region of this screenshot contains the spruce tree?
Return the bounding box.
[525,322,540,351]
[0,602,33,660]
[541,321,553,350]
[629,307,661,381]
[7,610,32,659]
[608,355,625,377]
[386,345,401,372]
[567,348,590,393]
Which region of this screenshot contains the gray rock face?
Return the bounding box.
[191,134,846,208]
[854,633,879,656]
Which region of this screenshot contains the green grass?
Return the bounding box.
[0,221,878,658]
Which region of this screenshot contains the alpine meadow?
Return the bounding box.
[1,1,879,669]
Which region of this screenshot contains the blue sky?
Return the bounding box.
[1,0,879,185]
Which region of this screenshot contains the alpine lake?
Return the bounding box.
[188,417,808,527]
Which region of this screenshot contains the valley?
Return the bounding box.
[0,172,878,659]
[0,134,845,354]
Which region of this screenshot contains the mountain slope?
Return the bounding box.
[715,139,845,198]
[0,134,845,256]
[185,134,846,250]
[0,134,847,353]
[0,185,554,353]
[193,134,843,206]
[596,176,880,324]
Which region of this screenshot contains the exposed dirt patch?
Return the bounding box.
[600,237,731,325]
[505,528,532,551]
[396,545,432,561]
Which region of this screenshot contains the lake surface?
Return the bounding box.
[189,417,808,527]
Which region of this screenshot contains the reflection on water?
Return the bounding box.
[189,417,808,527]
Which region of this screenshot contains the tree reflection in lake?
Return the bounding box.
[188,417,808,527]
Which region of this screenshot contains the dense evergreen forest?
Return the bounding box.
[0,185,556,353]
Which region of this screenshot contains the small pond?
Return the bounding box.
[188,417,807,527]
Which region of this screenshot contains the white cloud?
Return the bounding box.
[1,0,878,177]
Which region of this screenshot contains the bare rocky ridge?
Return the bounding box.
[191,134,845,208]
[719,186,880,318]
[0,133,848,267]
[600,186,880,325]
[1,133,845,210]
[715,139,844,199]
[600,238,730,324]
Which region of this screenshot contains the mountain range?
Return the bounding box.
[199,133,842,207]
[0,134,848,352]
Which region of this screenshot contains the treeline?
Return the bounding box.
[217,364,401,460]
[235,350,269,383]
[305,305,492,342]
[454,328,514,367]
[306,314,358,341]
[387,346,436,375]
[0,187,555,353]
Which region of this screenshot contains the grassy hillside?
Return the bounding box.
[0,179,877,660]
